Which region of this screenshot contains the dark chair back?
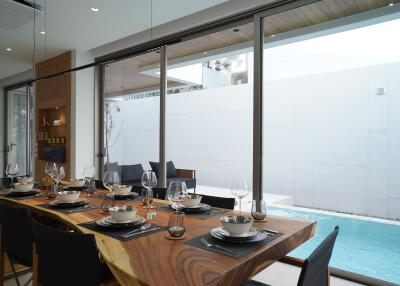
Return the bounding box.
[0,177,13,188]
[0,201,33,266]
[297,226,339,286]
[199,194,235,210]
[31,221,103,286]
[94,180,108,190]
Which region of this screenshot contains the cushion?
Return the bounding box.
[121,164,144,183]
[166,177,196,190]
[149,161,177,178]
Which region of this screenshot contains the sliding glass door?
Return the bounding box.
[256,0,400,284]
[6,84,33,176]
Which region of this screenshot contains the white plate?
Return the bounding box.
[103,215,144,225]
[172,203,210,210]
[214,226,258,238]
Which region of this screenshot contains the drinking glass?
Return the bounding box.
[251,200,267,221]
[168,211,185,238]
[101,194,115,214]
[44,162,56,192]
[83,166,95,196]
[5,163,18,188]
[166,181,188,212]
[50,165,64,192]
[103,171,118,192]
[141,171,157,208]
[231,178,249,214]
[141,188,154,209]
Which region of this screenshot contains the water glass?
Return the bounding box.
[251,200,267,221]
[168,211,185,238]
[141,188,154,208]
[101,194,114,214]
[6,163,19,188]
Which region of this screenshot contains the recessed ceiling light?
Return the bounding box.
[91,7,99,12]
[5,48,12,52]
[271,34,275,37]
[40,31,45,35]
[233,28,240,32]
[388,2,394,6]
[203,51,208,55]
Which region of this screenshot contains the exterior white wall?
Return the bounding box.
[109,62,400,219]
[71,51,95,178]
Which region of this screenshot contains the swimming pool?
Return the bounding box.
[268,206,400,285]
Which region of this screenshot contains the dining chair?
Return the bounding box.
[196,194,236,210]
[31,220,115,286]
[0,177,13,189]
[0,200,34,286]
[243,226,339,286]
[94,180,109,190]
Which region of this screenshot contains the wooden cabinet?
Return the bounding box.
[35,52,72,180]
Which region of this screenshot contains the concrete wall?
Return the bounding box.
[0,70,32,177]
[108,62,400,219]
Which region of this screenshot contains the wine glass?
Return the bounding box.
[141,171,157,209]
[5,163,19,188]
[50,165,64,192]
[103,171,118,192]
[231,178,249,214]
[83,166,95,196]
[251,200,267,221]
[166,181,188,212]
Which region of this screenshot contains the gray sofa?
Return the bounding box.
[105,161,196,191]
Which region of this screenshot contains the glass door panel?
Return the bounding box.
[6,85,31,176]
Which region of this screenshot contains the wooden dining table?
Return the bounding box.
[0,191,316,286]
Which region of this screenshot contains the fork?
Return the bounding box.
[200,238,234,254]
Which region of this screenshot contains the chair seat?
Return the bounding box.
[242,279,270,286]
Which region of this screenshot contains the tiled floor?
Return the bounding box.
[5,262,365,286]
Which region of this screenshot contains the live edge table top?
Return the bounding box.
[0,191,316,286]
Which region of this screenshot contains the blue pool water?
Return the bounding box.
[268,207,400,285]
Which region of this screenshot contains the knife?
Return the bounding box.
[122,227,161,238]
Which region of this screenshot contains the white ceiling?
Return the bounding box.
[0,0,228,80]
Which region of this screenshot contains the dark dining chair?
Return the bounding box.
[0,200,33,286]
[0,177,13,188]
[197,194,236,210]
[31,220,114,286]
[243,226,339,286]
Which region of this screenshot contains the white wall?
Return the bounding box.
[109,62,400,220]
[71,51,95,178]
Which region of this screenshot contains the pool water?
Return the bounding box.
[268,206,400,285]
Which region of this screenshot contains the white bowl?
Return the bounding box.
[182,194,202,207]
[109,206,137,223]
[220,215,253,235]
[69,179,86,187]
[17,177,34,184]
[114,185,132,195]
[58,191,81,203]
[14,183,34,192]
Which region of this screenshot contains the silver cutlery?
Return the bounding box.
[120,222,151,237]
[200,238,234,254]
[122,226,160,238]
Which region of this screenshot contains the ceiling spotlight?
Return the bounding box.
[5,48,12,52]
[203,51,208,55]
[388,2,394,6]
[271,34,275,37]
[233,28,240,32]
[91,7,99,12]
[40,31,45,35]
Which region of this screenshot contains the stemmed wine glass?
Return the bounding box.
[231,178,249,214]
[103,171,119,192]
[50,165,65,193]
[5,163,19,188]
[166,181,188,212]
[83,166,95,196]
[141,171,157,209]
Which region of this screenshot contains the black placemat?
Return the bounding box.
[157,205,229,220]
[1,191,42,200]
[38,203,100,214]
[185,231,283,258]
[114,195,140,202]
[78,221,168,241]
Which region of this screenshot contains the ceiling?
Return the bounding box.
[0,0,229,80]
[105,0,397,96]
